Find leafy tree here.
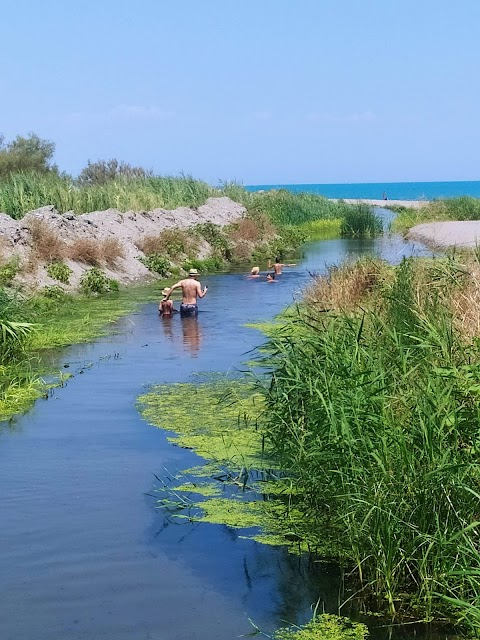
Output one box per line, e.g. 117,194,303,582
77,158,151,185
0,132,56,178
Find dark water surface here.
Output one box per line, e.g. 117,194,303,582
0,230,440,640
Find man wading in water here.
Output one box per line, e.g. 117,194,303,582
268,257,296,275
166,268,208,317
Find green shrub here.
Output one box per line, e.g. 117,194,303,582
139,254,170,276
80,268,118,294
41,285,69,300
340,203,382,237
0,256,20,286
182,257,225,273
46,261,72,284
195,222,232,259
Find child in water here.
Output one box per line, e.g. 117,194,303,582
159,287,175,315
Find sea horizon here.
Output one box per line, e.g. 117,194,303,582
245,180,480,201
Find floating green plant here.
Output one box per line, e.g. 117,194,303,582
272,614,368,640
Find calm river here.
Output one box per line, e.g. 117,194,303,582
0,227,440,640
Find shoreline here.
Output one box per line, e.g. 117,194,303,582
329,198,429,209
407,220,480,248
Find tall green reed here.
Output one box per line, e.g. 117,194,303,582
261,257,480,627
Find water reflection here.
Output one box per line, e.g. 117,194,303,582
159,315,175,341
181,316,202,356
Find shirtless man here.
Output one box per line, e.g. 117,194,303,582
166,268,208,317
268,257,296,275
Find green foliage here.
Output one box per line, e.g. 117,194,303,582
0,172,213,219
139,254,171,276
0,132,56,179
46,260,72,284
80,267,119,294
41,285,69,300
260,256,480,625
0,256,20,286
273,615,368,640
195,222,232,259
340,203,382,237
182,256,225,273
77,158,151,186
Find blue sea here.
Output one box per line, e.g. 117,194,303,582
246,181,480,201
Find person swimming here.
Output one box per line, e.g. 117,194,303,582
266,273,276,282
247,266,260,278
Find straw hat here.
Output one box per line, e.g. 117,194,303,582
161,287,170,296
188,268,199,276
250,266,260,275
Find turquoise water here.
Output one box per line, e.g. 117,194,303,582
246,181,480,201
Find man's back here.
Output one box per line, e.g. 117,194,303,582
179,278,201,304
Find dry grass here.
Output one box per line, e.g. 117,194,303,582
227,213,276,243
230,240,255,262
102,238,125,267
68,237,102,265
68,237,125,267
27,219,67,262
305,253,480,341
304,258,387,310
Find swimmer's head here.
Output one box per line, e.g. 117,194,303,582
250,266,260,275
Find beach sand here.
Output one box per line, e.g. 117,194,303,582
407,221,480,248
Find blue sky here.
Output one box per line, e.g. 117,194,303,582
2,0,479,184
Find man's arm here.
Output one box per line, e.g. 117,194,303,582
197,281,208,298
165,281,182,299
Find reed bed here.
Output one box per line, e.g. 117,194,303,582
0,173,381,239
0,173,213,218
261,255,480,631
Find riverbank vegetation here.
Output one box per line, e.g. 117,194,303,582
139,252,480,635
0,132,381,240
393,196,480,231
260,254,480,632
0,171,380,238
0,284,155,421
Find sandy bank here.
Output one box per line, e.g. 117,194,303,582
0,197,246,290
330,198,429,209
407,221,480,248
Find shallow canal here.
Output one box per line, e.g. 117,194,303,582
0,229,442,640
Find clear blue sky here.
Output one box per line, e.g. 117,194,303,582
2,0,479,184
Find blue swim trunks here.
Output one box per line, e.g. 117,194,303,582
180,303,198,317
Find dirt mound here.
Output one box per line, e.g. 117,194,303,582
0,197,246,291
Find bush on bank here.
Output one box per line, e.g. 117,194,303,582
261,255,480,630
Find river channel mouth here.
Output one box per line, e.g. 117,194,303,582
1,227,454,640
